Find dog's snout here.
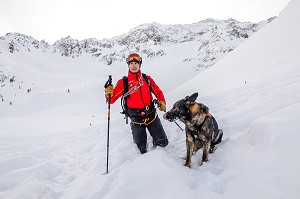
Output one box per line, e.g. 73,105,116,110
163,112,170,120
164,111,177,122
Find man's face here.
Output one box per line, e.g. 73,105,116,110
128,62,141,73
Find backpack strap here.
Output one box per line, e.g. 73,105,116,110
142,73,152,99
123,76,129,98
121,76,129,118
142,73,151,89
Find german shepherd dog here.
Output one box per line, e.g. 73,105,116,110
164,93,223,168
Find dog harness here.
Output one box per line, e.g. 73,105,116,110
192,113,214,146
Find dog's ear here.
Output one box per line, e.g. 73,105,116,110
189,93,198,102
184,93,198,108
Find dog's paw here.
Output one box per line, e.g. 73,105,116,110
184,163,192,168
184,161,192,168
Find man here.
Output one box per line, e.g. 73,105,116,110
104,53,168,154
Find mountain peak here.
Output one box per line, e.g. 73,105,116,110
0,18,271,66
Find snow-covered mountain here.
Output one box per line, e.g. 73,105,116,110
0,18,271,67
1,0,300,198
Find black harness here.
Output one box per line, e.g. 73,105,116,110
191,115,216,147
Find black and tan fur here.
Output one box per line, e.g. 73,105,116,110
165,93,222,168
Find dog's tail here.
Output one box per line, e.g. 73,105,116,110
212,129,223,145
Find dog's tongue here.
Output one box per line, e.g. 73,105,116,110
163,113,168,120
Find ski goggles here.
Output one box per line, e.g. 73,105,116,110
126,56,142,64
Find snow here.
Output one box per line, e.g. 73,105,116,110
1,0,300,198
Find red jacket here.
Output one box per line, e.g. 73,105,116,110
107,71,166,109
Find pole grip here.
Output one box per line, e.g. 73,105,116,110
104,75,112,88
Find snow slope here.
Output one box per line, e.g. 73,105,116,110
1,0,300,198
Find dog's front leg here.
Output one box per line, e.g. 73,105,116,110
184,134,194,168
200,140,211,165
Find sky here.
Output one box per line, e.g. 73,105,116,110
0,0,291,44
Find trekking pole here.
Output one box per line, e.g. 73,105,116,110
104,75,112,174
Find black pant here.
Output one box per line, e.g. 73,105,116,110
130,117,168,154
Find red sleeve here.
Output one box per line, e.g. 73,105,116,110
105,78,124,104
147,75,166,104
